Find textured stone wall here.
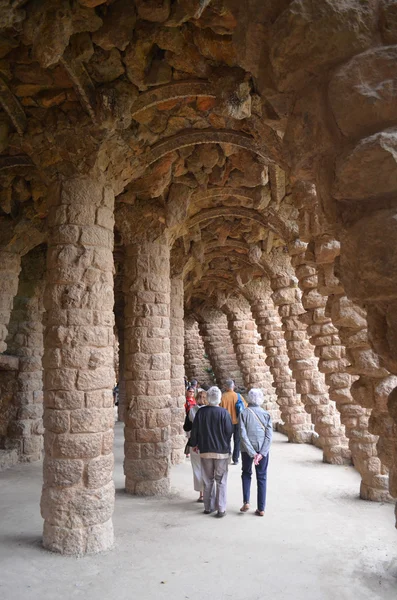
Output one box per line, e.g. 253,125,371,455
5,245,46,463
41,178,115,555
170,274,185,465
184,315,215,387
196,307,244,390
123,240,172,496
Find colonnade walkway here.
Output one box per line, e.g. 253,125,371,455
0,423,396,600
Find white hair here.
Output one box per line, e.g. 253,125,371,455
247,388,264,407
207,386,222,406
225,379,234,390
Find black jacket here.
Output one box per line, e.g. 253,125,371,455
189,405,233,454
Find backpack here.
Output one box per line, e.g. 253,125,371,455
235,393,245,416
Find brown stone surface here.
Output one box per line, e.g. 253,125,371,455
184,315,215,387
2,0,397,549
40,177,115,555
123,241,172,496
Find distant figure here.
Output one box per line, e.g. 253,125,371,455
187,390,207,502
239,388,272,517
184,386,196,416
190,378,199,398
190,386,233,518
221,379,245,465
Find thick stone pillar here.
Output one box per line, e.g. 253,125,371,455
170,273,185,465
5,246,45,463
0,251,21,353
196,307,244,390
41,178,115,555
246,282,312,443
272,276,350,464
124,240,171,495
221,296,280,422
184,314,215,386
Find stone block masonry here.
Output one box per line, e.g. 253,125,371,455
123,240,172,496
40,178,116,555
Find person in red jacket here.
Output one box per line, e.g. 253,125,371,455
184,386,197,415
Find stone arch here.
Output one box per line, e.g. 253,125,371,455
132,129,278,181
131,80,216,118
205,240,249,253
204,251,255,270
192,186,268,205
187,207,294,241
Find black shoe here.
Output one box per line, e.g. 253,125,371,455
216,511,226,518
203,510,213,514
232,461,239,465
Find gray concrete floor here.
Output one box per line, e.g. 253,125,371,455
0,423,396,600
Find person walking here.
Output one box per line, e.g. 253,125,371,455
187,390,207,502
239,388,272,517
190,386,233,518
221,379,245,465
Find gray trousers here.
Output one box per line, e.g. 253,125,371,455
200,458,229,513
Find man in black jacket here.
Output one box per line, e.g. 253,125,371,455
190,386,233,518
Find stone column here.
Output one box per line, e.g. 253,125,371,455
114,278,125,422
271,275,350,464
184,314,215,386
5,246,45,462
221,296,280,422
170,273,185,465
292,238,391,501
123,240,171,495
247,284,312,443
196,307,244,390
41,178,115,555
329,293,394,500
0,250,21,353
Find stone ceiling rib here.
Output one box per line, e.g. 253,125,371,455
131,80,216,117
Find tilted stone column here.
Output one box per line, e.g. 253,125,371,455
184,314,215,386
329,293,394,501
41,178,115,555
0,250,21,353
292,185,391,499
221,296,280,422
271,275,350,464
196,307,244,390
246,282,312,443
124,240,171,495
294,238,392,501
170,273,185,465
5,246,45,462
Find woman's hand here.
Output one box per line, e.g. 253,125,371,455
193,446,199,453
254,453,263,465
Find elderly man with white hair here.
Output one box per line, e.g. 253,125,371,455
189,386,233,518
239,388,272,516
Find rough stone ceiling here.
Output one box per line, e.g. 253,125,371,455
0,0,301,307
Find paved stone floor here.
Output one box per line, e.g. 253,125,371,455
0,423,396,600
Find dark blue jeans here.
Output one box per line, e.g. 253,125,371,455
241,451,269,511
232,423,240,464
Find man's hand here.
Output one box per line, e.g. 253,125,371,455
193,446,199,453
254,453,263,465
